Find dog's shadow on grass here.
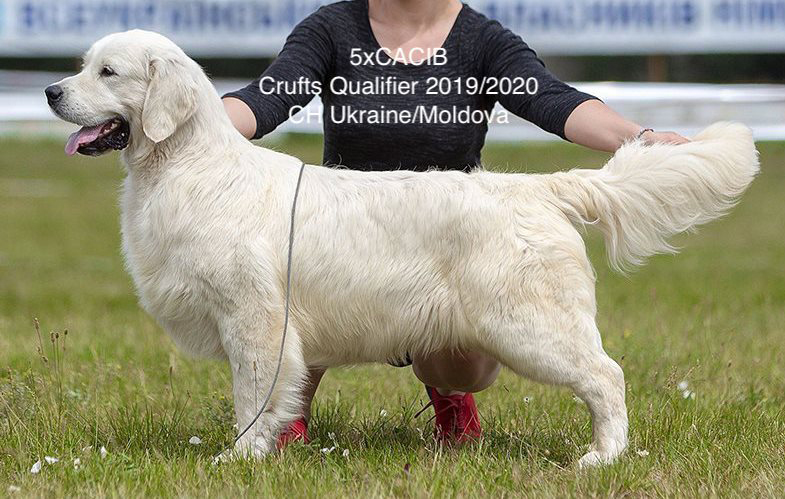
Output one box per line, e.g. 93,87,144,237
301,416,577,467
185,402,581,466
196,426,574,469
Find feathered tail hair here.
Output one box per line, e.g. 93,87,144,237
545,122,760,272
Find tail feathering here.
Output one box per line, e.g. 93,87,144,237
547,122,760,272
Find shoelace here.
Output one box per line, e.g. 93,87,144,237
413,399,435,421
414,392,467,430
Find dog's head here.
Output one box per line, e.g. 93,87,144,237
46,30,200,156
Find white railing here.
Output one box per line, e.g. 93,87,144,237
4,71,785,141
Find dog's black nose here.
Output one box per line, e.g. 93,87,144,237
45,85,63,105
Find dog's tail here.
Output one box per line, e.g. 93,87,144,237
545,122,759,272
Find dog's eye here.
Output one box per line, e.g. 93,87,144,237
100,66,116,77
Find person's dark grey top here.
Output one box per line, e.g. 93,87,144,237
224,0,598,171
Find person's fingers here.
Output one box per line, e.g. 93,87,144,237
666,132,691,144
642,131,690,145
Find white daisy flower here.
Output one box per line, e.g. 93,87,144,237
30,460,42,474
677,381,689,391
379,409,388,417
189,436,202,445
342,449,349,457
99,446,108,459
73,458,81,470
44,456,59,464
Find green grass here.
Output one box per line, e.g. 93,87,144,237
1,135,784,497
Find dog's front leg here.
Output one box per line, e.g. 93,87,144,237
219,307,306,459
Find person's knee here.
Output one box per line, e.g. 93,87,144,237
412,350,501,393
455,353,501,392
455,359,500,392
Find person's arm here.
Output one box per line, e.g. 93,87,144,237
480,22,688,152
222,7,334,140
223,97,257,139
565,99,688,152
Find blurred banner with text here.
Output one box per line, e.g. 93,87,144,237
1,0,785,56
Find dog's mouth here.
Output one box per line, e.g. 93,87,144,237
65,117,130,156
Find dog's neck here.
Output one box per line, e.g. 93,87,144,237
122,75,246,178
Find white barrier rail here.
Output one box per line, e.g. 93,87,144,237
3,70,785,141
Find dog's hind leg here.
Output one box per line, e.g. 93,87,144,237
569,346,628,467
483,313,628,467
218,307,307,459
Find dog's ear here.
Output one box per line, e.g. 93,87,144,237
142,54,197,143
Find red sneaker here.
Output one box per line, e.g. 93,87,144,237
276,418,310,450
422,386,482,443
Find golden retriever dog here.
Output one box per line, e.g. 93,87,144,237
46,30,759,466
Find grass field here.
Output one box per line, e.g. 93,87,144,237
1,135,784,497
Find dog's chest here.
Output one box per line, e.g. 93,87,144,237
119,179,229,354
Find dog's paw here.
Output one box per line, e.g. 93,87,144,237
212,448,236,465
212,436,274,465
234,435,274,459
578,450,602,468
577,450,616,468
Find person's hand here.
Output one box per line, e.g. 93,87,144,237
640,130,690,145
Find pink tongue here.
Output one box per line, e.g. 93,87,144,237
65,125,105,155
